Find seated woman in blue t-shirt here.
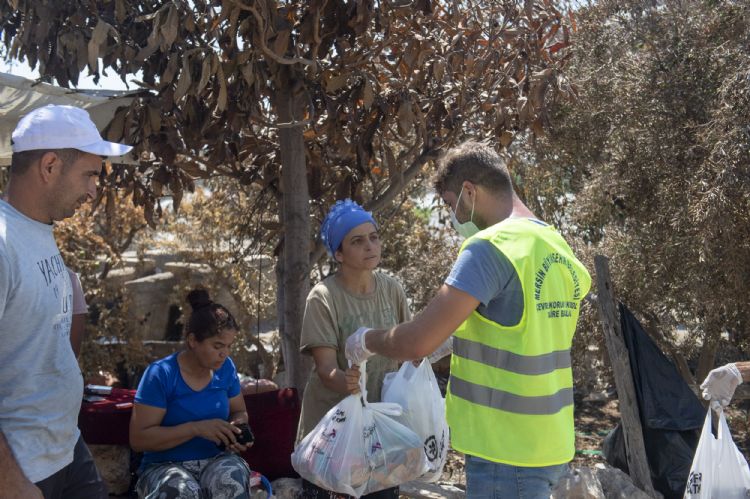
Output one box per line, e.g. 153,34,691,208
130,289,252,499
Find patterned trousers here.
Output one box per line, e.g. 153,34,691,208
136,452,251,499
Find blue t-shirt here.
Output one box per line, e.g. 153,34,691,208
445,219,549,326
135,352,241,467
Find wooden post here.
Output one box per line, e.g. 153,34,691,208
594,255,657,497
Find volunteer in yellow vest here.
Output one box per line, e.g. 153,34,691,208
345,141,591,499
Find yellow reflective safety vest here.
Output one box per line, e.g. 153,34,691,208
446,217,592,467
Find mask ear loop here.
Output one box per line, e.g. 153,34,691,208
454,183,477,226
459,185,476,225
468,190,475,224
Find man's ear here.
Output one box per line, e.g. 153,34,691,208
462,180,476,198
38,151,61,184
334,249,343,264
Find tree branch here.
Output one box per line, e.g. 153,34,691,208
230,0,316,67
365,146,441,213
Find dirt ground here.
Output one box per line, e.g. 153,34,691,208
572,398,750,468
113,398,750,497
431,399,623,492
438,397,750,490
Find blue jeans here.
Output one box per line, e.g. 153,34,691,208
465,455,568,499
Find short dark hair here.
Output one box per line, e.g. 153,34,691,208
184,288,239,342
433,141,513,197
10,148,84,176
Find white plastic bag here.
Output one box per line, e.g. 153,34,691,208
291,361,429,497
382,359,449,482
684,407,750,498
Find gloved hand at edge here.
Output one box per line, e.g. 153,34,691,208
700,362,743,409
345,327,374,365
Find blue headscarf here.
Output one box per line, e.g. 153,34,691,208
320,199,378,257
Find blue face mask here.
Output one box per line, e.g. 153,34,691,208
450,186,480,238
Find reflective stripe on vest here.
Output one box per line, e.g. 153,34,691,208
450,375,573,415
454,337,572,376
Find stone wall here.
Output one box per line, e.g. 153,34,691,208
107,251,277,343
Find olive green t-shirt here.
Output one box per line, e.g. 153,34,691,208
296,271,411,442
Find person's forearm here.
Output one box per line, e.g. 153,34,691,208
316,367,349,394
366,322,435,361
737,361,750,383
0,431,32,487
229,411,248,425
130,422,197,452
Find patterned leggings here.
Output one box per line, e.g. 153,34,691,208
136,452,251,499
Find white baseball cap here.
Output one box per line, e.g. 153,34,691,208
11,104,133,157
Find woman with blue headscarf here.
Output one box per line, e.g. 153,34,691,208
296,199,411,499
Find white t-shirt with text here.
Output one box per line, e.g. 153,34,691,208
0,199,83,482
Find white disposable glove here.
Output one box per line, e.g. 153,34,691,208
345,327,374,365
427,337,453,363
700,363,743,409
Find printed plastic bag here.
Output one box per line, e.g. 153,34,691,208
291,361,429,497
684,408,750,498
382,358,449,482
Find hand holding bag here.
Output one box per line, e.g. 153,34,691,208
684,407,750,498
291,361,429,497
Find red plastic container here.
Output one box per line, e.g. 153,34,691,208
78,388,136,446
240,388,301,480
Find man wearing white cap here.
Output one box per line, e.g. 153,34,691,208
0,105,132,498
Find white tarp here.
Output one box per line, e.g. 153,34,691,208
0,72,142,166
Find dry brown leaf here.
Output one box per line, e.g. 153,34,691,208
161,5,179,50
216,63,228,112
500,130,514,147
324,73,348,92
161,55,179,86
170,176,183,212
87,20,111,73
397,101,414,135
185,12,196,33
241,63,255,86
74,31,88,74
106,108,126,141
542,23,560,45
568,10,577,33
362,79,374,110
136,11,162,62
174,54,192,102
197,54,214,95
179,162,211,179
151,179,163,198
502,28,521,42
148,105,162,134
433,60,445,81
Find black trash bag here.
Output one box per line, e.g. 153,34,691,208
620,305,705,431
601,304,705,499
603,423,700,499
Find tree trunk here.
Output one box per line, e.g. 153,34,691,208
594,256,657,498
274,77,312,393
275,255,287,380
